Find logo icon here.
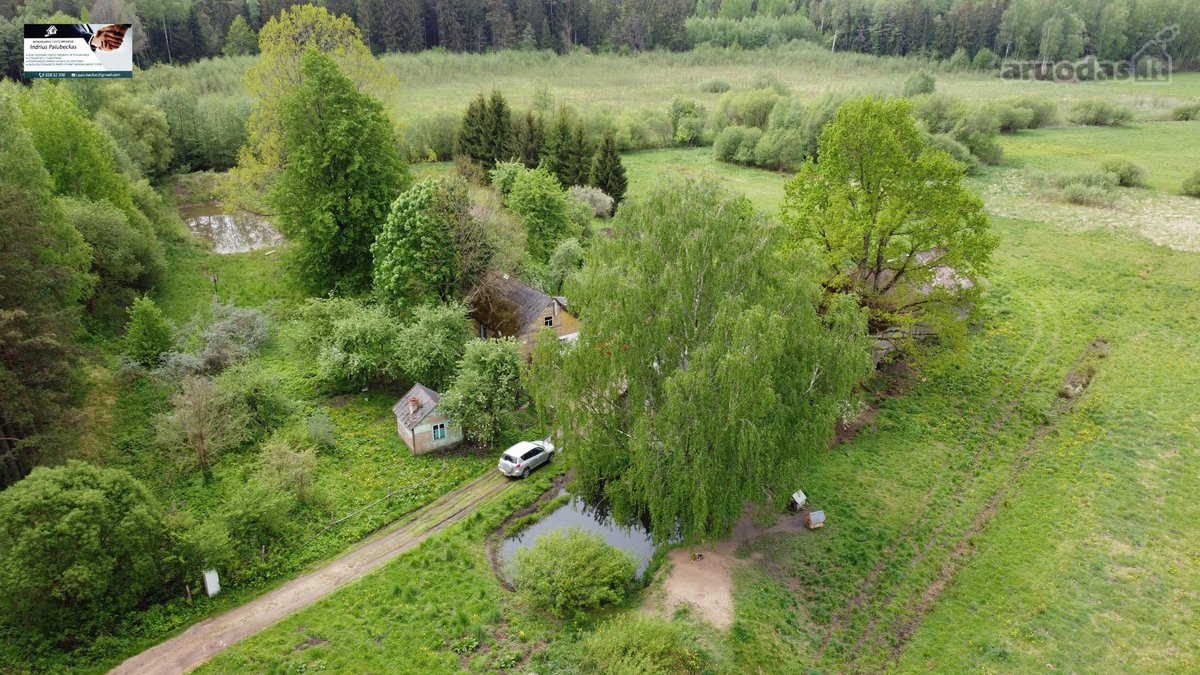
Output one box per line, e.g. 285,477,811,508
44,25,57,37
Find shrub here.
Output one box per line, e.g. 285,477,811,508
1061,183,1116,206
613,108,673,151
990,104,1035,133
513,528,636,619
124,296,174,367
1101,159,1146,187
567,185,614,218
298,298,402,388
0,462,169,638
439,338,523,447
306,409,337,448
750,72,789,95
952,108,1003,165
490,160,525,200
255,438,319,504
214,364,297,443
1069,99,1134,126
713,125,762,165
903,71,936,97
395,302,475,391
1171,101,1200,121
926,133,978,173
972,47,998,71
698,77,731,93
948,47,971,70
910,93,964,135
403,112,459,162
508,166,574,261
668,97,707,146
547,238,585,293
221,479,297,567
196,301,270,372
1182,170,1200,198
572,616,714,673
715,88,780,130
1007,97,1059,128
157,375,252,473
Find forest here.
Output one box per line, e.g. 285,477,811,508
1,0,1199,80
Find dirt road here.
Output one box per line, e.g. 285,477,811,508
111,471,513,675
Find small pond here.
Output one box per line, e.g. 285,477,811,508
179,202,283,254
499,491,663,583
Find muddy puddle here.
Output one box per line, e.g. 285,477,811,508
179,202,283,254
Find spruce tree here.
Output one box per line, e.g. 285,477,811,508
562,120,592,187
541,106,572,185
590,129,627,205
483,89,514,171
514,110,545,168
457,93,488,166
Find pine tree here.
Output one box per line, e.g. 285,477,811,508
223,15,259,55
590,129,627,205
483,89,514,171
514,110,545,168
457,93,488,165
561,120,592,187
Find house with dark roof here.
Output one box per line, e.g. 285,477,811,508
392,383,462,454
469,273,580,357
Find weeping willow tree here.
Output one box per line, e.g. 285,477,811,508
552,177,871,544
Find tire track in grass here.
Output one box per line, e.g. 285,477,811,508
813,290,1060,664
879,339,1106,669
836,298,1069,669
111,471,514,675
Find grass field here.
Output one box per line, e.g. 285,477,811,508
381,46,1200,122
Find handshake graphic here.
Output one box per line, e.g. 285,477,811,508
89,23,127,51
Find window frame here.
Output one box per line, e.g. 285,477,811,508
432,422,447,441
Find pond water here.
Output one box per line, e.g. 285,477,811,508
179,202,283,254
499,491,663,582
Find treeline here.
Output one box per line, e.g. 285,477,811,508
692,0,1200,70
0,79,188,486
0,0,695,73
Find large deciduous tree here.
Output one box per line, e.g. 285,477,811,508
230,5,392,211
507,166,573,262
271,49,408,294
0,461,169,637
553,177,870,543
440,338,523,447
781,96,996,352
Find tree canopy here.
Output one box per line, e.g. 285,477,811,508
781,97,996,351
271,49,408,294
552,177,870,543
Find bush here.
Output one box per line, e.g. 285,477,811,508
403,112,459,162
972,47,998,71
1171,101,1200,121
1062,183,1116,206
547,238,585,293
490,160,525,200
715,88,780,130
255,438,319,504
513,528,636,619
952,108,1003,164
1182,170,1200,198
613,108,673,151
124,296,174,367
157,375,252,472
668,96,707,146
213,364,297,443
0,462,169,638
698,77,731,93
1006,96,1059,128
1101,159,1147,187
948,47,971,70
926,133,978,173
221,479,297,570
439,338,523,446
990,103,1035,133
713,125,762,165
1069,99,1134,126
567,185,614,218
395,302,475,391
571,616,715,673
298,297,402,388
196,301,270,372
508,166,574,261
903,71,936,97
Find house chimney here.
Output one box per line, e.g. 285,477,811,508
408,396,421,415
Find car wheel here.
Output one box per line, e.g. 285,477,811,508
548,451,554,463
522,467,530,479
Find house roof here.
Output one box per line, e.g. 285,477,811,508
392,383,441,430
470,273,560,336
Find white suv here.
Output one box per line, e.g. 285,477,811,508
497,440,555,478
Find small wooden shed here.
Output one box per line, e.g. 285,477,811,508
392,383,463,454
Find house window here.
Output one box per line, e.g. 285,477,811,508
432,423,447,441
479,324,489,339
544,315,554,327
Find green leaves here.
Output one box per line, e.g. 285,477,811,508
557,177,870,543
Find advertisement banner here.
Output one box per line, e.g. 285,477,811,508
23,23,133,79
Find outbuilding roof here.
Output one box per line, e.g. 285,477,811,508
470,273,562,337
392,383,441,430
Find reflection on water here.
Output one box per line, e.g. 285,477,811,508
179,202,283,254
500,491,663,582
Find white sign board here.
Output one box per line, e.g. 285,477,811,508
202,569,221,597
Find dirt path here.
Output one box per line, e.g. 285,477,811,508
111,471,513,675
